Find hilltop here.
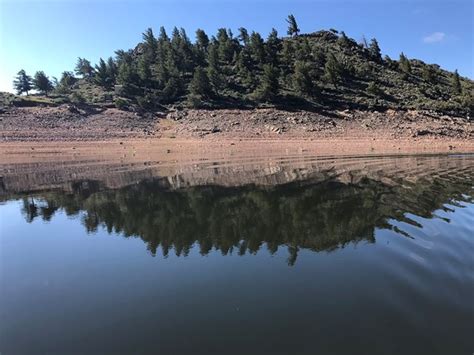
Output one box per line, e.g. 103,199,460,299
0,17,473,142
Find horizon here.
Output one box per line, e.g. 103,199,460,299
0,0,473,93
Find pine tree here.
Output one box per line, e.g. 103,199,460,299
194,29,210,67
106,57,118,83
294,38,312,62
207,44,224,92
178,28,195,72
422,65,436,83
142,28,158,62
254,64,279,101
189,67,212,98
399,52,411,76
236,51,255,90
216,28,235,63
286,14,300,37
56,71,76,94
293,61,314,96
195,29,210,51
238,27,250,46
94,58,111,88
368,38,382,61
249,31,265,65
117,61,139,94
60,71,76,87
32,71,53,95
324,53,342,87
281,41,294,69
452,69,462,94
157,26,171,63
266,28,280,66
75,57,94,78
13,69,32,95
137,56,152,83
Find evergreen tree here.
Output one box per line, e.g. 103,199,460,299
94,58,111,88
194,29,210,66
177,28,195,72
207,44,224,92
161,75,184,103
236,51,256,90
238,27,250,46
281,40,294,69
399,52,411,76
189,67,212,98
265,28,280,66
195,29,210,51
293,61,314,96
422,65,436,83
61,72,75,86
286,14,300,37
106,57,118,83
75,57,94,78
249,31,265,65
137,56,152,83
216,28,235,63
32,71,53,95
56,71,76,93
117,61,139,93
157,26,171,62
142,28,158,62
294,38,312,62
368,38,382,61
452,69,462,94
254,64,279,101
324,53,342,87
13,69,32,95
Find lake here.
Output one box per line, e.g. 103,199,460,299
1,153,473,354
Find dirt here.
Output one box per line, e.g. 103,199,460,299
0,105,472,142
1,105,473,184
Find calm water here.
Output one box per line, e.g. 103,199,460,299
1,154,473,354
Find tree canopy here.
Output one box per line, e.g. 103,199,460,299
13,70,32,95
13,15,472,116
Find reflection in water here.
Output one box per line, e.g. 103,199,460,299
1,154,474,355
15,155,474,265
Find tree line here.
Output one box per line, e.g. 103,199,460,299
13,15,466,109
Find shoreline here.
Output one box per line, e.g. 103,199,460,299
1,106,473,168
1,136,473,165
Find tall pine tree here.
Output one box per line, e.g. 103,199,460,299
13,70,32,95
286,14,300,37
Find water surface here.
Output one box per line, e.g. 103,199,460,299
1,154,473,354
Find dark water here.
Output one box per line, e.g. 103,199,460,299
1,154,473,354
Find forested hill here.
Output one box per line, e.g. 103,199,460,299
9,15,474,115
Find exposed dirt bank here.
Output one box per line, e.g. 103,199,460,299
0,105,472,141
1,106,473,189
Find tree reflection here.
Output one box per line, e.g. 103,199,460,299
16,170,474,265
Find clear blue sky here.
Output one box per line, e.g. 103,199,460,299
0,0,472,92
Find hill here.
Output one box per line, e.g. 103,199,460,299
4,17,474,115
1,17,473,142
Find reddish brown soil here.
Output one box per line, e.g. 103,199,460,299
0,105,472,142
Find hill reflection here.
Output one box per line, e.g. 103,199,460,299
17,158,473,265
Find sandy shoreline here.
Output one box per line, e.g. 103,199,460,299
1,137,473,166
1,107,473,173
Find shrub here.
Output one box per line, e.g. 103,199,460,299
114,97,129,110
70,92,86,104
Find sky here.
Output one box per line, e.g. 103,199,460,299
0,0,473,93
